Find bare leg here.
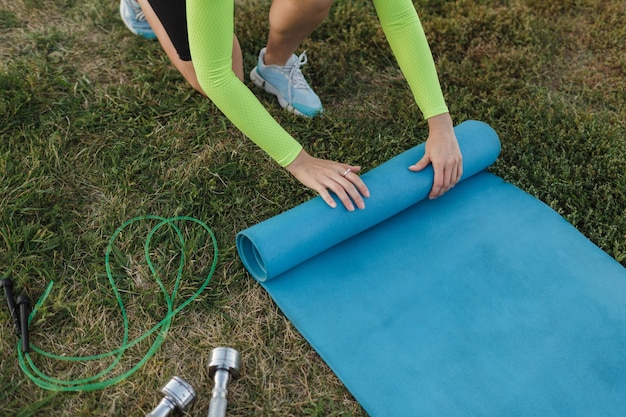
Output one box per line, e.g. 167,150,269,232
137,0,244,95
264,0,334,66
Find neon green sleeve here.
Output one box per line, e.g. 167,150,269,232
372,0,449,119
186,0,302,167
186,1,446,166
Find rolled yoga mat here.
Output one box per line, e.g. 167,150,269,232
237,120,626,417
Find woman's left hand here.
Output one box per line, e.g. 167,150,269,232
409,113,463,199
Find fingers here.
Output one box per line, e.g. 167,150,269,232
339,167,369,211
408,154,430,172
408,154,463,199
318,166,369,212
428,160,463,199
285,151,370,212
317,188,338,209
343,166,370,199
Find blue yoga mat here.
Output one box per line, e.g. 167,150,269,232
237,121,626,417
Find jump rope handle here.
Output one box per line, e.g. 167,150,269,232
16,294,31,353
1,278,21,336
2,278,31,353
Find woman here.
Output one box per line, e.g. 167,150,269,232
120,0,462,212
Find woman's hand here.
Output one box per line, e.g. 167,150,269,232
409,113,463,199
286,150,370,211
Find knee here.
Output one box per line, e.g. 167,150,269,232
187,77,206,96
308,0,333,15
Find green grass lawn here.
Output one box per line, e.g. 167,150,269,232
1,0,624,415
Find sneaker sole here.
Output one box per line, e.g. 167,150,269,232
250,67,308,117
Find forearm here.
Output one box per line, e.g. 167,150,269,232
186,0,302,166
371,0,449,119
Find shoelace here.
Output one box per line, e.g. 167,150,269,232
288,52,311,89
129,0,147,22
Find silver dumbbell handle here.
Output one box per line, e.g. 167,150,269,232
147,397,178,417
207,369,230,417
207,347,241,417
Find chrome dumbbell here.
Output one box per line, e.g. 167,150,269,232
146,376,196,417
207,347,241,417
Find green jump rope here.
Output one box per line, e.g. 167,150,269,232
16,215,218,391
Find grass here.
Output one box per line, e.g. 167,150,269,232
1,0,625,415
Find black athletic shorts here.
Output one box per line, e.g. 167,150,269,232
147,0,191,61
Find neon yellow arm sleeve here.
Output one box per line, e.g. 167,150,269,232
186,0,302,167
186,1,447,166
372,0,449,119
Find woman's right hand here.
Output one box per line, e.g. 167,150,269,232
285,150,370,211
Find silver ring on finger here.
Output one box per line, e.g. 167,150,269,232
341,168,352,177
